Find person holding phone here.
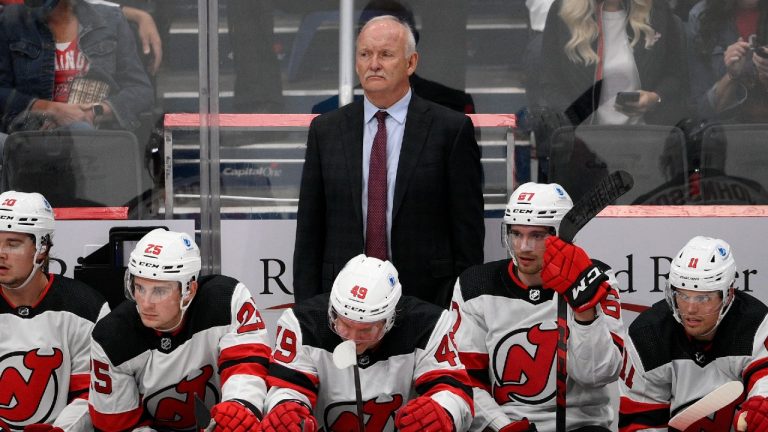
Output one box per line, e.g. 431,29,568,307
688,0,768,123
539,0,688,125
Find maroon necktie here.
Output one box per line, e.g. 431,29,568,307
366,111,388,260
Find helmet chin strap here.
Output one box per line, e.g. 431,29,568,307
1,249,44,292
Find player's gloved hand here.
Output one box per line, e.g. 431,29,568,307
395,396,454,432
499,418,537,431
541,236,610,313
261,401,318,432
734,396,768,431
211,400,260,432
23,425,63,432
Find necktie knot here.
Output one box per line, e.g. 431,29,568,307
375,111,388,124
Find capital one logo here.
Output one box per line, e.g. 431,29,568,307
143,365,219,430
0,349,64,428
492,324,557,405
323,394,403,432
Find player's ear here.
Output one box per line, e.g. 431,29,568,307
183,280,198,305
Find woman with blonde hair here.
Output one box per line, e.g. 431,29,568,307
539,0,687,125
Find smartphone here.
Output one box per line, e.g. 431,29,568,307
616,91,640,105
755,46,768,59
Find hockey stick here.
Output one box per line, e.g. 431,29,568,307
554,170,635,432
333,340,366,432
669,381,743,431
194,395,215,432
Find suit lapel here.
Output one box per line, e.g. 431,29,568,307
342,102,365,229
393,95,431,220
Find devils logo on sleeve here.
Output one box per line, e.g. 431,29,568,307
0,349,64,427
323,394,403,432
144,365,219,430
492,324,558,405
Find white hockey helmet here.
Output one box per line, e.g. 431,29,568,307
329,254,402,334
665,236,737,326
504,182,573,234
125,228,201,303
0,190,55,252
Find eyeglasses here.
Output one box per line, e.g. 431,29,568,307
673,290,720,304
508,231,550,245
0,239,33,255
132,282,178,302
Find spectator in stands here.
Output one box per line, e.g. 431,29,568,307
539,0,687,125
688,0,768,123
311,0,475,115
0,0,161,75
0,0,154,138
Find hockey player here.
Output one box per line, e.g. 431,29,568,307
619,236,768,432
88,228,270,432
261,254,474,432
451,182,625,431
0,191,108,431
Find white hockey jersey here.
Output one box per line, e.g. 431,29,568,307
88,275,271,431
452,258,625,431
0,273,108,431
264,294,474,432
619,291,768,432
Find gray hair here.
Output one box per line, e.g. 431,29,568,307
359,15,417,58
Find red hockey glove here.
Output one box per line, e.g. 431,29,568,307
541,237,610,313
261,401,318,432
211,400,260,432
499,418,537,431
735,396,768,432
394,396,454,432
23,425,63,432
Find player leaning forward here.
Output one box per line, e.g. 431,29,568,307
261,254,474,432
620,236,768,432
451,182,625,431
89,228,271,431
0,191,108,431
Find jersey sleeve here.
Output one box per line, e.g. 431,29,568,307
743,315,768,398
618,331,671,432
218,282,271,414
88,336,148,432
413,307,474,432
450,279,512,431
566,268,625,387
264,309,320,412
54,302,110,431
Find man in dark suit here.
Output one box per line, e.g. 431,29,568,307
293,15,484,308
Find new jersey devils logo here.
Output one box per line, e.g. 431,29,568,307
322,394,403,432
492,324,557,404
143,365,219,430
0,349,64,428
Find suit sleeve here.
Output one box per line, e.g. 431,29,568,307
218,283,272,414
566,267,624,387
264,310,320,412
54,302,110,431
88,337,148,432
618,333,671,432
293,119,326,303
450,280,513,431
448,115,484,275
412,308,474,432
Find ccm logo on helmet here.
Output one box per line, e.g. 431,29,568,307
138,261,161,269
0,215,14,220
510,209,534,214
572,267,605,300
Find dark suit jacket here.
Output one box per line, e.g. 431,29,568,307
293,93,484,308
